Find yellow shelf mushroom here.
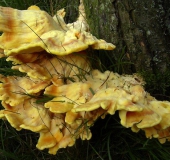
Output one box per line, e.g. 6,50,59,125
0,0,170,155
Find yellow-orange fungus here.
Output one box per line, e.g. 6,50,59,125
1,0,170,155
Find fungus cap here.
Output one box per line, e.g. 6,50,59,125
0,99,50,132
0,6,115,57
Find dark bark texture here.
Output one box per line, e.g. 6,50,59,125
84,0,170,74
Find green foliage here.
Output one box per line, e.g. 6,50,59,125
0,57,26,76
89,47,134,74
0,0,44,10
89,114,170,160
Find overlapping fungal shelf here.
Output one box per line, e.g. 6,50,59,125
0,1,170,155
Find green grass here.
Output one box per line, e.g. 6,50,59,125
1,0,170,160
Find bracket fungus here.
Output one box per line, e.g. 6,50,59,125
1,0,170,155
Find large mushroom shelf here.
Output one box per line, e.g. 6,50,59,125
0,1,170,155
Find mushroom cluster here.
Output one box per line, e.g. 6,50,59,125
0,0,170,155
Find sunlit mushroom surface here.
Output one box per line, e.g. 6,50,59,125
1,1,170,155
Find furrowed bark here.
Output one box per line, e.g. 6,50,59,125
84,0,170,73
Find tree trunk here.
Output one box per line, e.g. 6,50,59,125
84,0,170,74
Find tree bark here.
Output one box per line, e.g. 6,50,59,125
84,0,170,74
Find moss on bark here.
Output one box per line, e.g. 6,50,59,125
84,0,170,74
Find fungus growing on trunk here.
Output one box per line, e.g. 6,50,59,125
0,0,170,155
